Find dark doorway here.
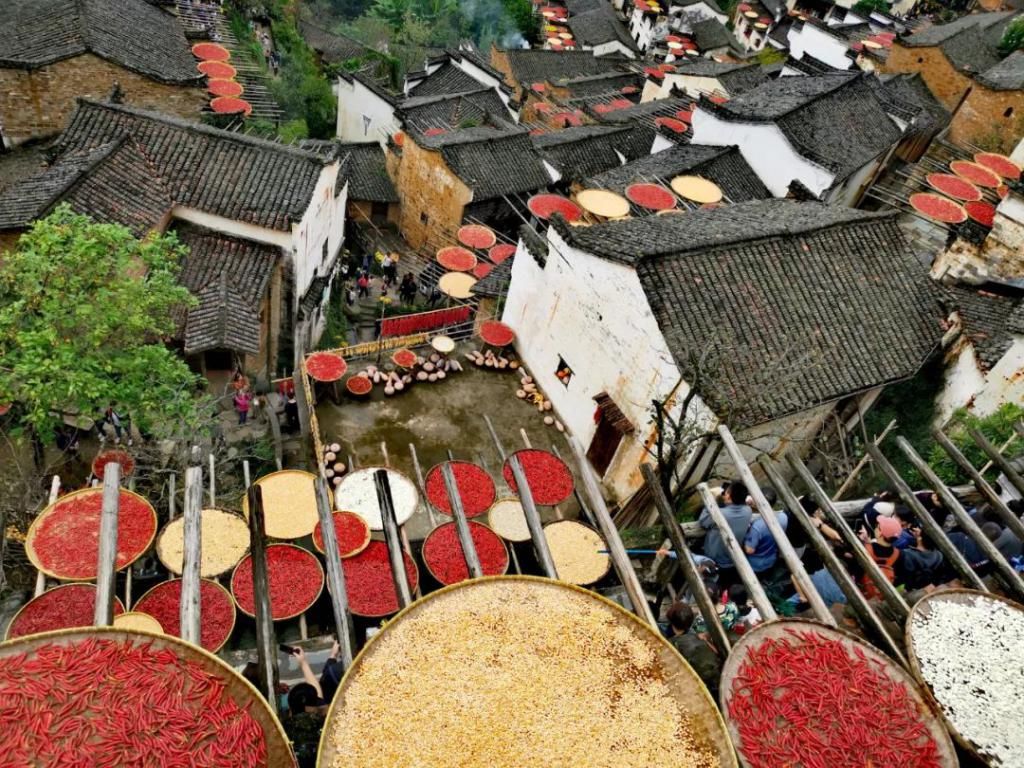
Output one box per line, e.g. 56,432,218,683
204,348,234,372
587,415,624,477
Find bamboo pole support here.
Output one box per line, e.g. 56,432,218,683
896,437,1024,601
180,465,204,646
569,437,657,627
374,469,413,609
980,432,1017,475
508,452,558,579
931,428,1024,541
759,459,907,665
94,463,121,627
832,419,897,501
315,478,354,670
786,453,910,620
717,425,833,625
968,427,1024,497
865,444,987,591
642,465,730,657
246,485,279,713
243,460,252,489
442,462,483,578
408,443,438,528
551,443,598,528
483,414,508,461
34,476,62,597
208,453,216,507
696,483,777,622
168,472,177,521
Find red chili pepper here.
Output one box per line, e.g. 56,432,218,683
312,511,370,557
231,544,323,621
340,540,418,617
133,579,235,652
8,584,125,639
424,461,496,517
422,521,508,585
501,449,574,506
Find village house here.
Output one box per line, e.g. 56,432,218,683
489,48,628,102
501,200,941,500
390,126,550,249
882,11,1024,151
731,0,786,53
627,0,730,53
404,49,516,108
0,100,349,379
567,5,641,58
0,0,206,147
641,60,767,101
689,72,904,204
298,18,372,67
532,124,655,185
335,71,402,145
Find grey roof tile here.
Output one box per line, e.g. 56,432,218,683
567,6,639,52
671,59,767,94
977,50,1024,89
400,88,511,132
941,285,1024,369
900,11,1013,47
418,127,550,200
336,142,397,203
532,124,649,182
692,18,732,51
501,49,627,86
298,19,370,63
0,0,201,84
408,62,486,96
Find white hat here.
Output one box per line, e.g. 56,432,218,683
875,501,896,517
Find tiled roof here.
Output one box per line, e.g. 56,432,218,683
899,12,1013,48
338,69,400,105
692,18,732,51
1,0,201,84
875,73,950,132
175,223,278,355
298,19,370,63
447,47,508,83
408,62,487,96
400,88,511,132
337,142,397,203
473,256,513,297
675,0,726,14
593,96,692,124
568,6,639,52
701,73,902,181
500,49,627,87
941,285,1024,369
532,124,649,182
558,71,645,97
585,144,769,201
785,53,847,75
566,0,606,13
0,138,171,235
940,23,1004,74
977,50,1024,90
419,127,551,201
553,200,941,424
671,60,767,95
53,100,330,231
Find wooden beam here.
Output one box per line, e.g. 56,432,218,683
315,477,354,670
408,443,438,528
896,437,1024,601
865,443,987,591
760,459,907,665
246,485,279,713
33,476,61,598
483,414,508,461
569,437,657,628
442,461,483,578
717,425,833,625
94,463,121,626
931,428,1024,542
551,443,598,528
832,419,897,501
508,452,558,579
968,427,1024,497
642,465,730,657
374,469,413,609
786,453,910,620
168,472,177,521
293,367,311,440
180,465,204,645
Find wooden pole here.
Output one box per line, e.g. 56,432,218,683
520,428,532,449
896,437,1024,601
408,443,438,527
696,483,778,621
568,437,657,627
865,443,987,591
759,459,907,665
931,428,1024,541
293,369,311,440
717,425,834,626
243,460,252,490
551,443,598,528
483,414,508,461
968,427,1024,497
981,433,1018,475
508,453,558,579
264,400,283,471
94,463,121,626
442,462,483,578
642,465,730,657
168,472,177,521
786,453,910,620
832,419,897,501
246,485,279,713
180,465,204,646
374,469,413,609
207,452,216,507
315,478,354,670
33,476,62,597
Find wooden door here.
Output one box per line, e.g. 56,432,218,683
587,415,623,477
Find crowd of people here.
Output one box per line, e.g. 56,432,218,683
658,480,1024,697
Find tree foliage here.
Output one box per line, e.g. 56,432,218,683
270,16,339,139
926,403,1024,486
0,207,202,442
852,0,890,15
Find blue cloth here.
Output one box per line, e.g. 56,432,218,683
743,512,788,572
699,503,753,568
893,529,916,550
809,568,847,607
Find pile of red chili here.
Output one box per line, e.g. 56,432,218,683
305,352,348,382
422,521,508,584
0,637,268,767
424,461,496,517
727,629,944,768
134,579,236,652
92,449,135,480
7,585,124,640
28,489,157,580
341,541,419,617
312,511,371,558
232,544,324,621
502,449,575,506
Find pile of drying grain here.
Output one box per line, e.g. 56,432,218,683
321,579,723,768
544,520,610,585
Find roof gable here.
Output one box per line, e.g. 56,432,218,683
532,124,649,182
942,285,1024,368
420,127,550,200
567,6,639,52
977,50,1024,90
502,49,627,87
408,62,487,96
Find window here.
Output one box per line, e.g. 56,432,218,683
1005,106,1015,118
420,211,429,224
917,57,924,63
555,356,574,387
322,239,328,263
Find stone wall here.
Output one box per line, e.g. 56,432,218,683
393,138,470,249
933,192,1024,283
0,53,205,147
950,85,1024,151
882,44,972,111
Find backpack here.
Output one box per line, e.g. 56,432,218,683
862,545,898,600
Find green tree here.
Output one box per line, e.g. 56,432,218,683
852,0,890,14
999,17,1024,57
0,207,202,444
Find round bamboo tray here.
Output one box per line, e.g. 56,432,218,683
242,469,325,540
438,271,477,299
421,521,509,585
720,618,957,768
156,507,250,578
113,611,163,634
231,544,325,622
0,627,295,767
5,584,125,640
317,576,736,767
25,487,158,582
311,511,372,559
133,577,237,653
487,497,531,542
576,189,631,218
334,466,419,531
905,588,1024,765
543,519,611,586
670,175,723,204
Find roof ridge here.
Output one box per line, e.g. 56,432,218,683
401,86,495,106
70,99,330,164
